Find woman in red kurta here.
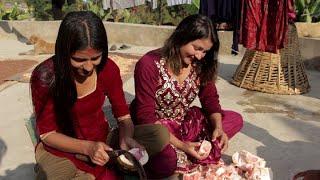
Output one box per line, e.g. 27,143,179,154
31,11,158,180
32,56,128,179
131,14,243,179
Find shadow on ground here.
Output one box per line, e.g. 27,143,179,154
243,121,320,179
0,138,7,166
303,70,320,99
0,22,29,43
304,57,320,72
218,62,238,82
237,91,320,123
103,91,135,129
0,163,35,179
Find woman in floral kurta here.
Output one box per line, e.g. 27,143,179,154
131,14,243,179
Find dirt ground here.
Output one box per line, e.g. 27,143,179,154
0,52,140,87
0,60,37,85
109,52,141,82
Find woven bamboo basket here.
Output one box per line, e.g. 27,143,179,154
231,24,310,94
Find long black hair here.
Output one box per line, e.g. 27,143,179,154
161,14,220,86
52,11,108,137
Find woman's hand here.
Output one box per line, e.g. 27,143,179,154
212,127,229,153
86,141,112,166
182,141,207,160
119,136,145,151
209,113,229,153
118,117,145,151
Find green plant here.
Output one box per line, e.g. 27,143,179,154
1,0,200,24
0,3,6,19
62,0,112,20
295,0,320,22
109,0,199,25
191,0,200,10
1,2,31,20
25,0,52,20
83,0,105,19
159,1,198,26
8,3,20,20
63,2,79,14
122,9,142,24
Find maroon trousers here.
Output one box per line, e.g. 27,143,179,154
145,109,243,179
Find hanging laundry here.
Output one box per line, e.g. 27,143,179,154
102,0,111,10
239,0,291,53
166,0,192,6
146,0,157,9
199,0,240,29
199,0,241,55
102,0,146,10
288,0,296,23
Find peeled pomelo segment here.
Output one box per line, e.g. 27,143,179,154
183,171,201,180
129,148,149,165
232,150,266,170
129,148,143,160
118,148,149,167
118,154,134,167
198,140,212,156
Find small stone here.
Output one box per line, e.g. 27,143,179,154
109,44,117,51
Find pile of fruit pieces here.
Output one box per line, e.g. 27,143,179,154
183,140,271,180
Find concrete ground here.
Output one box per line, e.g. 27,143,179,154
0,38,319,180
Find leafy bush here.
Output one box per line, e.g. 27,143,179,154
0,3,6,19
110,0,199,25
1,0,199,25
295,0,320,22
25,0,52,20
1,2,31,20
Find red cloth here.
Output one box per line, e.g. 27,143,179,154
240,0,290,53
31,57,129,179
288,0,296,23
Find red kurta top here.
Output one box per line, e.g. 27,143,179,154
131,50,222,125
130,50,223,172
31,57,129,179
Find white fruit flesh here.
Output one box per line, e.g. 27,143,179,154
199,140,212,156
118,148,149,167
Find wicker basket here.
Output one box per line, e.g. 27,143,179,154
231,24,310,94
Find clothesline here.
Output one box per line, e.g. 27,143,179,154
102,0,192,10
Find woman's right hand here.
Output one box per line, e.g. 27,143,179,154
182,141,206,160
86,141,113,166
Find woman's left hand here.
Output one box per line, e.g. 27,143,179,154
118,117,145,151
119,136,145,151
212,127,229,153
